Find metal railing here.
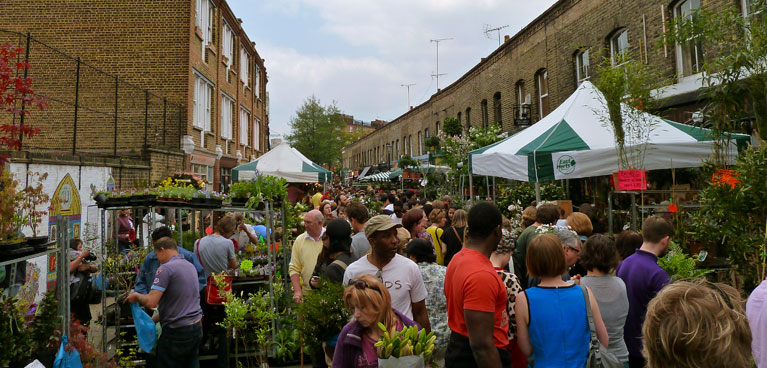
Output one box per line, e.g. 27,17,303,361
0,29,184,158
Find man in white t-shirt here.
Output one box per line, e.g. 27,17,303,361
232,213,260,252
343,215,431,332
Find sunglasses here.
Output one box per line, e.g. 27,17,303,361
349,278,382,294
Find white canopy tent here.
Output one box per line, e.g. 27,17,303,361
232,143,331,183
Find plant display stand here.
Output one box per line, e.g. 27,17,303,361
95,200,288,365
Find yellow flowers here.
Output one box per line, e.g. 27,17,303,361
375,323,435,362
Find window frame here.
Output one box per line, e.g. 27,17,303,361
222,21,234,68
240,46,250,86
673,0,704,78
610,29,629,65
575,49,590,84
193,72,213,132
493,92,502,125
239,106,250,146
220,93,234,140
537,69,550,118
253,117,261,151
481,99,489,127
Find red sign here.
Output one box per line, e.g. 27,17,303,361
617,170,647,191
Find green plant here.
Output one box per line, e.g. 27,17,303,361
0,291,32,366
442,117,462,137
29,291,60,357
0,170,22,241
20,171,50,237
658,241,713,280
297,279,351,354
423,136,440,149
399,154,418,168
690,146,767,291
274,328,300,363
497,182,566,208
375,324,436,363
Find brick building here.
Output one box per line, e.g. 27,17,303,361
343,0,747,171
340,114,378,136
0,0,269,191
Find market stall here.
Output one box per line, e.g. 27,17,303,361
232,143,332,183
469,81,750,200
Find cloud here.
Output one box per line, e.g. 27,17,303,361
232,0,557,138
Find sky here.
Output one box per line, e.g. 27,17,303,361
228,0,559,139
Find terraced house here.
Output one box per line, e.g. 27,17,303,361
0,0,269,191
342,0,754,173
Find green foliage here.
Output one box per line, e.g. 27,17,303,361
29,291,60,355
593,52,666,170
298,279,351,354
285,95,346,167
274,326,300,363
689,145,767,291
0,292,32,366
665,0,767,153
399,154,418,168
438,124,505,187
658,241,713,281
497,182,566,208
442,117,463,137
423,136,440,149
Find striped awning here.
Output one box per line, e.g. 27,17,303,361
359,169,403,182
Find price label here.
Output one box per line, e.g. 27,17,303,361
617,170,647,191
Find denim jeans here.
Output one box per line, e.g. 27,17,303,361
156,321,202,368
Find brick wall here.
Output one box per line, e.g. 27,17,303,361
343,0,738,170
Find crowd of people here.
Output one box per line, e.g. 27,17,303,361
290,187,756,368
99,185,761,368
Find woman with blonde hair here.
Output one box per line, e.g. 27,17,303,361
332,274,419,367
426,208,447,265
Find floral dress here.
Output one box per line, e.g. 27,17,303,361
417,262,449,360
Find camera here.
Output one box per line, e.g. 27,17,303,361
84,252,97,261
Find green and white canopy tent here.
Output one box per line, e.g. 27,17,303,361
232,143,331,182
359,169,403,182
470,81,750,183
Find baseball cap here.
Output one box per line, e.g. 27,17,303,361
364,215,403,237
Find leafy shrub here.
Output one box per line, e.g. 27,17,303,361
658,241,713,281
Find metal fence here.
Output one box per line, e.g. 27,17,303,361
0,29,183,158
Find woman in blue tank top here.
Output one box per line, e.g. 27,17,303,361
514,233,609,368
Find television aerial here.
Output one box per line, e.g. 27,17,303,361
484,24,509,46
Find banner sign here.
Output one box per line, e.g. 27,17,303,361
617,170,647,191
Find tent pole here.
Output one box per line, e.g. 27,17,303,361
535,181,541,204
492,176,497,203
486,176,490,201
469,173,474,204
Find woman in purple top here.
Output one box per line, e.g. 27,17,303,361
332,274,419,368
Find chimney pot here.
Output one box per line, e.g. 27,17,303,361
410,106,414,110
504,35,510,41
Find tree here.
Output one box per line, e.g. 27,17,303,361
665,0,767,158
442,117,463,137
593,52,665,170
285,96,345,167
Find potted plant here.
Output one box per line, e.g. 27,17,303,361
93,190,109,205
0,170,26,257
229,181,252,206
20,172,50,248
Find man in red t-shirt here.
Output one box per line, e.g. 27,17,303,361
445,201,510,368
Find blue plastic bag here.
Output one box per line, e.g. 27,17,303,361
131,302,157,353
54,336,83,368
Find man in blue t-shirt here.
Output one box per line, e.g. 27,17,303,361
134,226,206,295
616,216,672,368
127,236,204,368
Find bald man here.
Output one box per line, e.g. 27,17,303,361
289,210,326,303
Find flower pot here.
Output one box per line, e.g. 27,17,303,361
231,197,248,207
94,193,107,204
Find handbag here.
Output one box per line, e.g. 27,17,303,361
195,239,233,305
580,285,623,368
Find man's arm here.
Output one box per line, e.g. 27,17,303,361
411,300,431,333
133,257,152,294
465,309,502,368
126,289,163,309
289,238,304,302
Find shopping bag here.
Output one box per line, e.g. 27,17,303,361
204,274,232,305
378,355,424,368
131,303,157,353
54,336,83,368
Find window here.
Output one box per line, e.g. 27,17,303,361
465,108,472,128
395,139,400,157
240,47,250,86
220,93,234,140
481,100,489,127
537,69,550,118
417,131,422,155
408,135,412,155
436,121,440,135
195,0,214,56
255,65,261,99
610,29,629,65
493,92,502,125
516,81,526,117
193,73,213,132
192,163,214,183
349,126,353,133
457,112,462,127
253,118,260,151
425,128,430,137
674,0,704,77
575,49,590,83
239,107,250,146
222,22,234,68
